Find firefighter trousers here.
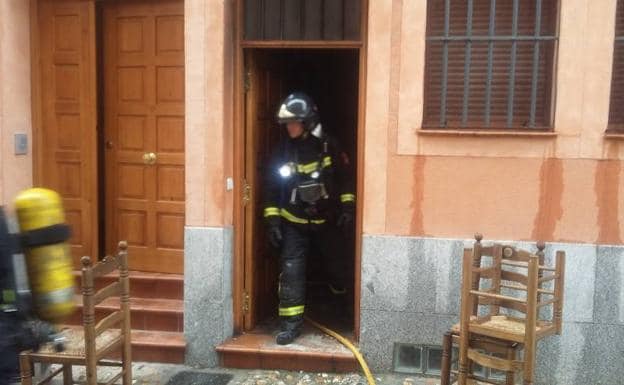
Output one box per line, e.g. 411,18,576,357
278,222,345,330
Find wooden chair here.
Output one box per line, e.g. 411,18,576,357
20,241,132,385
441,234,527,385
456,239,565,385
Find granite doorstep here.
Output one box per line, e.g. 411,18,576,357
545,242,596,323
359,309,457,371
184,226,234,367
361,235,415,312
221,227,234,301
361,310,624,385
595,245,624,325
184,302,229,367
426,238,464,315
361,236,465,315
362,236,598,322
180,230,623,378
358,235,620,384
221,228,234,339
535,322,624,385
403,238,438,314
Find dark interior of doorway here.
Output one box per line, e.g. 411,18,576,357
252,48,359,338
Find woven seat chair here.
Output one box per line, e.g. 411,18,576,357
453,236,565,385
441,234,529,385
20,241,131,385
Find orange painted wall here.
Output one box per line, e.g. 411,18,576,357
383,155,624,244
182,0,624,244
363,0,624,244
0,1,33,208
185,0,234,227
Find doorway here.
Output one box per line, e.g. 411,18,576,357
241,49,359,338
34,0,185,274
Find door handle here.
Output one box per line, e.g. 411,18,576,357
142,152,157,165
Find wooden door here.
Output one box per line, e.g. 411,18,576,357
37,0,98,266
243,50,285,330
103,1,185,273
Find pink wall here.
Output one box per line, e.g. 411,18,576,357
0,1,33,208
0,0,615,245
364,0,624,244
184,0,234,227
181,0,624,244
382,156,624,244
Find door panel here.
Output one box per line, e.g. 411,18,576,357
38,0,98,266
103,1,184,273
243,51,286,330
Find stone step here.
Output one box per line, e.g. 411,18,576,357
216,325,358,372
131,329,186,364
67,271,186,363
72,271,183,300
60,325,186,364
66,296,183,332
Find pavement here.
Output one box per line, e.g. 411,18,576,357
33,362,446,385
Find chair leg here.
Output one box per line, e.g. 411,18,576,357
122,343,132,385
441,331,453,385
85,364,97,385
523,341,536,385
63,365,72,385
505,345,515,385
458,347,468,385
19,352,32,385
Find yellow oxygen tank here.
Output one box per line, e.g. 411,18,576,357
14,188,75,323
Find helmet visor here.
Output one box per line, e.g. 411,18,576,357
276,103,302,124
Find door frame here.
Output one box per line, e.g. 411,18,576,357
30,0,42,187
232,0,369,340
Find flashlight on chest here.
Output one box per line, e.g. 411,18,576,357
279,163,295,178
278,163,321,180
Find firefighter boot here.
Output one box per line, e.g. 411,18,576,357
276,315,303,345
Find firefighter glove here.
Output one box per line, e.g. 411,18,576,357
336,204,354,230
266,216,283,248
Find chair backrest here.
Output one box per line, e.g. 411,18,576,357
458,237,565,384
467,235,544,316
463,237,565,335
80,241,130,366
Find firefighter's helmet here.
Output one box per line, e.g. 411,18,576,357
276,92,319,132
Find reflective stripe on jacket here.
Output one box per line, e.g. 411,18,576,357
263,133,354,225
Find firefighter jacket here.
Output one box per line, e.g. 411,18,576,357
263,132,355,226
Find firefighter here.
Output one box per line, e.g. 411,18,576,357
263,92,355,345
0,206,61,384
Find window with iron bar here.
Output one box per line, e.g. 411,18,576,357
423,0,559,130
609,0,624,130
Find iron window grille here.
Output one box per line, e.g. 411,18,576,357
609,0,624,130
424,0,559,130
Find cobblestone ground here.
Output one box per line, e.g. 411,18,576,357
228,370,442,385
40,363,444,385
